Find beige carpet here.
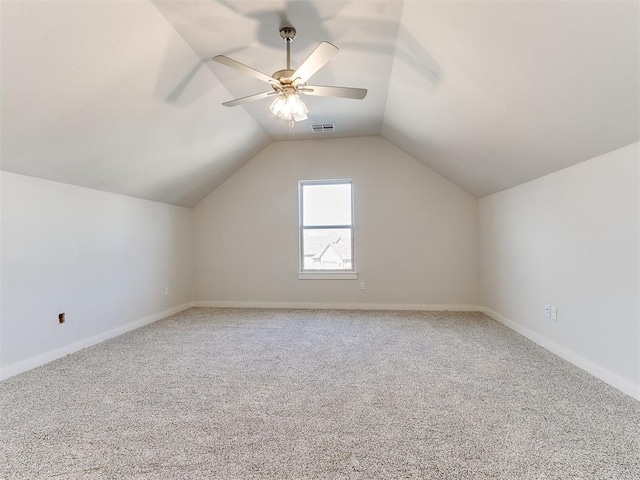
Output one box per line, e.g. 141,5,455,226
1,308,639,479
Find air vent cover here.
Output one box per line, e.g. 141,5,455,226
311,123,335,133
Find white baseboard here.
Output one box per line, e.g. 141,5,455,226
0,302,193,381
193,301,483,312
7,302,635,401
482,307,640,401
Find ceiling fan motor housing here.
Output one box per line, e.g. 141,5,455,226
272,69,297,89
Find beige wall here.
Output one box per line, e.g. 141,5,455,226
1,172,192,378
4,137,638,400
192,136,480,308
479,143,640,399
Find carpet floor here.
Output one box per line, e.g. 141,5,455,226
1,308,639,479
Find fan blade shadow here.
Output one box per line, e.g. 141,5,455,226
217,0,344,50
341,24,442,89
165,62,204,103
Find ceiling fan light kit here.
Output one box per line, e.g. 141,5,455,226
213,26,367,129
270,92,308,124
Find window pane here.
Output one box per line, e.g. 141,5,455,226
302,183,352,226
302,228,352,271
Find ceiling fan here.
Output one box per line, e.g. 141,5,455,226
213,26,367,128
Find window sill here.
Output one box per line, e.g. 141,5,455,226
298,271,358,280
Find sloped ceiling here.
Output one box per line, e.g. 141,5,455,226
383,1,640,197
1,1,638,207
1,0,271,207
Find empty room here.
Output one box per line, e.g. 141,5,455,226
1,1,639,478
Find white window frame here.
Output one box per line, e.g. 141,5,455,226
298,179,357,280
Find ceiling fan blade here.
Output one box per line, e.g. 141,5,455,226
222,91,278,107
292,42,339,84
213,55,279,85
299,85,367,100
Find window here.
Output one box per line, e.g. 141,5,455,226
298,179,356,279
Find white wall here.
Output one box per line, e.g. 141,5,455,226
192,136,480,309
0,172,192,378
479,143,640,399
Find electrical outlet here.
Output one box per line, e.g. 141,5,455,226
360,282,366,290
551,306,558,321
545,305,551,318
164,287,169,296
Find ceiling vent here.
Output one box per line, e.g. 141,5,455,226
311,123,336,133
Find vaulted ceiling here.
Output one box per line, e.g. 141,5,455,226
2,1,638,207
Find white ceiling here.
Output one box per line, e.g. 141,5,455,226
383,1,640,197
2,1,638,206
